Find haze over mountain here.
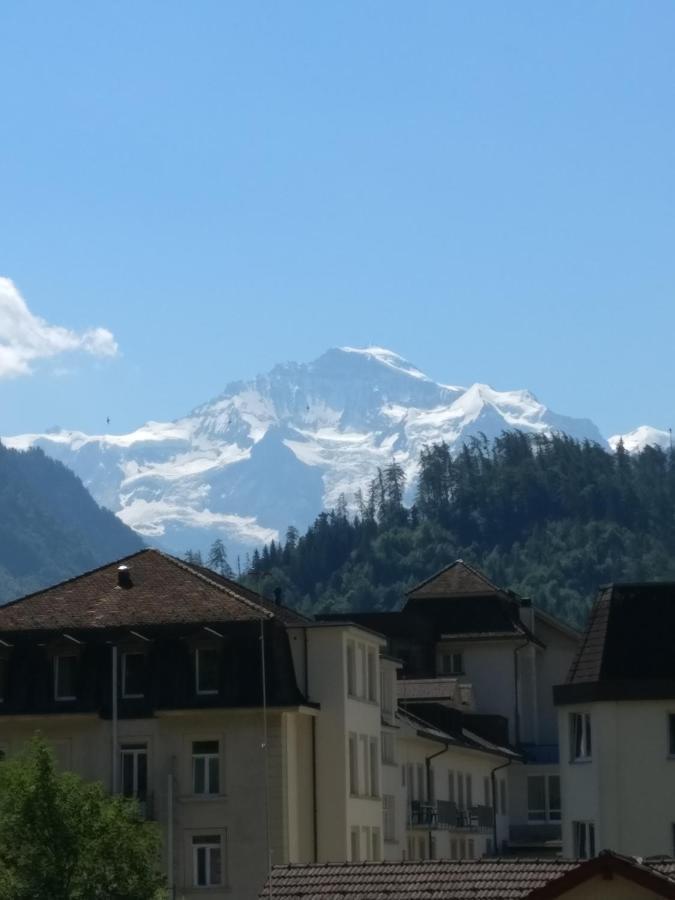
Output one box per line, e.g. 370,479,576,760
3,346,653,559
0,442,143,603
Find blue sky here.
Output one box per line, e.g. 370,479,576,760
2,1,674,438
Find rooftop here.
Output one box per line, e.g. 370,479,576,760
0,548,310,634
261,852,675,899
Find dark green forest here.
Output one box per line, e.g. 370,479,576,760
244,432,675,626
0,442,143,603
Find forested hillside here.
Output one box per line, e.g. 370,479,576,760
0,442,143,603
245,433,675,626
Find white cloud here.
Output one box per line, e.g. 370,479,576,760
0,277,118,379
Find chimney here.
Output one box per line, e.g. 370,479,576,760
273,587,283,606
117,565,133,589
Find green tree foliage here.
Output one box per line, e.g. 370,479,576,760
244,435,675,626
0,736,165,900
207,539,234,577
0,443,143,605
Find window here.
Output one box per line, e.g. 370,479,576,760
448,769,455,802
381,669,394,717
349,733,358,795
383,795,396,842
358,645,367,698
529,775,561,821
381,732,395,765
367,649,377,701
570,712,592,761
573,821,596,859
668,714,675,756
360,735,369,795
369,738,379,796
0,657,7,702
466,773,473,808
54,654,77,701
192,741,220,795
416,763,425,802
442,652,463,675
457,771,465,809
347,642,356,696
350,827,360,862
429,766,435,802
193,835,222,887
371,827,381,861
195,648,219,695
122,652,145,698
121,743,147,800
499,779,507,816
483,776,491,807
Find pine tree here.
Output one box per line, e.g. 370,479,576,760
207,538,233,577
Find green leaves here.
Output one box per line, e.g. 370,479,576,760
0,736,165,900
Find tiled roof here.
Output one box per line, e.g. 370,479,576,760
407,560,503,599
260,859,581,899
261,854,675,900
556,581,675,703
0,549,305,633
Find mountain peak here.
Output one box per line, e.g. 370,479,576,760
337,345,430,381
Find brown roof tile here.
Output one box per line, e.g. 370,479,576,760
407,561,503,600
261,854,675,900
0,549,304,633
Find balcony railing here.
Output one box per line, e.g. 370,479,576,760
409,800,494,832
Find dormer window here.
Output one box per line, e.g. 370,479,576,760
122,652,146,699
195,647,220,695
54,654,78,701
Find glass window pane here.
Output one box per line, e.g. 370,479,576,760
548,775,561,814
137,752,148,798
209,755,220,794
197,847,206,886
193,757,205,794
527,776,546,819
210,846,222,885
122,753,135,797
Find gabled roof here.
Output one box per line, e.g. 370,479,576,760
555,581,675,705
0,549,308,634
407,560,503,600
261,852,675,900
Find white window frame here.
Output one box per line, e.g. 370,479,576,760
192,834,223,887
570,712,592,761
442,651,464,675
195,647,219,696
54,654,77,701
192,741,221,795
122,651,145,699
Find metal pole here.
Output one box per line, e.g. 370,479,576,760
260,618,273,899
111,644,118,793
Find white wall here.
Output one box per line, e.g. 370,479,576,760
560,699,675,857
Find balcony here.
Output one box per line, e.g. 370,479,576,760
409,800,494,833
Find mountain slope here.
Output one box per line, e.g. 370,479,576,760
0,442,143,603
3,347,605,557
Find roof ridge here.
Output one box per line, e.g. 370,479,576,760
406,559,504,597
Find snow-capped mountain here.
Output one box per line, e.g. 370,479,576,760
3,347,605,558
608,425,671,454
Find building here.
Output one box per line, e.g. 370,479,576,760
0,550,519,899
261,851,675,900
555,581,675,859
324,561,581,854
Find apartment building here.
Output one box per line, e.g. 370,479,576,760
555,581,675,859
324,560,581,853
